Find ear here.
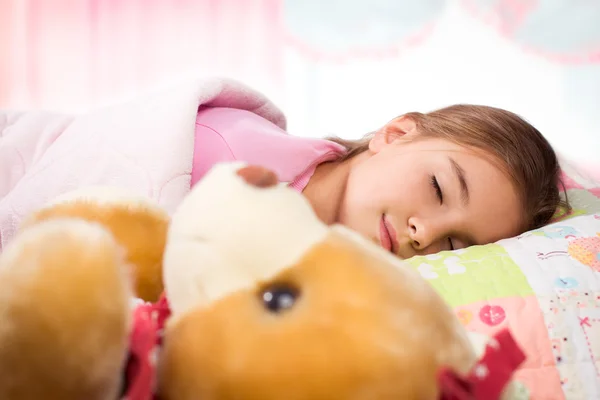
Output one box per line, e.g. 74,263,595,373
369,116,417,153
236,165,278,188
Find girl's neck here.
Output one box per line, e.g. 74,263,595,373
301,158,353,225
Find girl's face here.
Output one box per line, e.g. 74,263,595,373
338,117,523,259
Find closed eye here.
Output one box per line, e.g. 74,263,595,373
431,175,443,204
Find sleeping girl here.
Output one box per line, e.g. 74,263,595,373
0,78,568,256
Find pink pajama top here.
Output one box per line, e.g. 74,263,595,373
191,106,346,192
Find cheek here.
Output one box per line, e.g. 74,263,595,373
339,168,388,227
345,162,387,202
345,156,431,213
341,177,378,218
483,200,522,234
469,182,523,239
388,171,431,206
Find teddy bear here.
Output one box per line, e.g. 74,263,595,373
0,162,529,400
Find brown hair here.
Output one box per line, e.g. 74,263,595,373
328,104,570,232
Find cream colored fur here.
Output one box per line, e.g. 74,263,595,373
164,162,329,315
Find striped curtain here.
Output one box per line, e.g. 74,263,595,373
1,0,599,168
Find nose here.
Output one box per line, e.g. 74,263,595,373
408,218,426,250
408,216,446,252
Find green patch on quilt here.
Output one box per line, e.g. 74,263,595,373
405,244,533,307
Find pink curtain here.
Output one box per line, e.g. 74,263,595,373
1,0,599,166
0,0,284,111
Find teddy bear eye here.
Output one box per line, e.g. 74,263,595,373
260,283,300,313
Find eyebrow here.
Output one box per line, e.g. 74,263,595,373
449,157,469,206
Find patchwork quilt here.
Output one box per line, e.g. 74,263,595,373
406,160,600,399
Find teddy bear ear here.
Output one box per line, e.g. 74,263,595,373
236,165,279,188
163,162,329,316
21,186,170,302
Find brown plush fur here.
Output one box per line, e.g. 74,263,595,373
0,219,131,400
158,230,476,400
22,199,169,302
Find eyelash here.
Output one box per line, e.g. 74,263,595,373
430,175,443,204
430,175,454,250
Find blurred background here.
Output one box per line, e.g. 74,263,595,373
1,0,599,167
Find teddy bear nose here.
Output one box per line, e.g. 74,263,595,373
236,165,278,188
260,283,301,313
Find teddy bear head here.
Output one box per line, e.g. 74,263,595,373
158,162,485,399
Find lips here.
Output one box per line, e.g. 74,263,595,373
379,215,398,254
